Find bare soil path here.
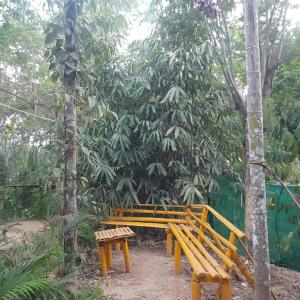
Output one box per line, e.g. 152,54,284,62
3,220,44,240
100,245,300,300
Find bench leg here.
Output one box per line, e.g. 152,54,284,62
97,244,108,276
105,243,112,268
123,239,131,272
174,241,181,274
115,241,121,253
216,279,232,300
191,272,201,300
166,230,173,257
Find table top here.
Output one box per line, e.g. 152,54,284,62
95,227,135,242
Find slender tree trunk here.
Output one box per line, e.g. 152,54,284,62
244,120,252,248
63,0,78,273
243,0,271,299
262,68,274,99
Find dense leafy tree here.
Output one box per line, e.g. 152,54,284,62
78,0,242,209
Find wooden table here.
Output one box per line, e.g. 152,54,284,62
95,227,135,276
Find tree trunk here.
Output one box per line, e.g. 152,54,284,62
262,68,274,99
244,119,252,248
63,0,78,273
243,0,271,299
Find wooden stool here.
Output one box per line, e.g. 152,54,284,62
95,227,135,276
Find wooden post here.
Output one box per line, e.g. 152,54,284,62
115,241,121,252
166,230,173,257
123,239,131,272
223,232,235,271
98,244,108,276
198,206,208,241
191,272,201,300
232,252,255,287
174,241,181,274
185,206,192,220
216,279,232,300
115,211,124,253
105,243,112,268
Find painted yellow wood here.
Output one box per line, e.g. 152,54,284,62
132,204,202,208
115,241,121,253
169,223,205,276
95,227,135,242
216,279,232,300
114,207,202,217
101,220,169,229
175,225,220,279
198,206,208,241
204,206,245,238
166,230,173,257
180,225,229,279
122,239,131,273
98,245,108,276
105,243,112,268
108,216,195,224
232,252,254,287
174,241,181,274
207,224,229,253
185,206,192,221
191,272,201,300
194,226,234,269
98,204,250,300
223,233,236,271
187,212,237,252
115,211,123,253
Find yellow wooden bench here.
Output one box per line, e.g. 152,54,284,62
100,204,254,299
95,227,135,276
170,223,232,300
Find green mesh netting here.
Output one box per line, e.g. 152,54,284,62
211,177,300,271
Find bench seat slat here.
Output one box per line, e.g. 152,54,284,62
188,222,234,268
187,211,237,252
108,216,194,224
114,208,202,217
169,223,206,277
175,225,220,278
101,220,169,229
95,227,135,242
180,225,230,279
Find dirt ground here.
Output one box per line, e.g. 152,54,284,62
100,244,300,300
3,220,45,239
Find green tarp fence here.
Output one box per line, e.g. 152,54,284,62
212,177,300,271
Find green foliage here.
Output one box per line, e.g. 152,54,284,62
0,187,57,220
78,0,241,209
264,59,300,182
0,254,72,300
76,283,107,300
0,218,105,300
0,154,7,185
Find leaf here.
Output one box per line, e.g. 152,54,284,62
147,163,167,176
282,130,295,150
88,96,97,108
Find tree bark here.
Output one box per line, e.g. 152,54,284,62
243,0,271,299
63,0,78,273
244,118,252,247
262,68,275,99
